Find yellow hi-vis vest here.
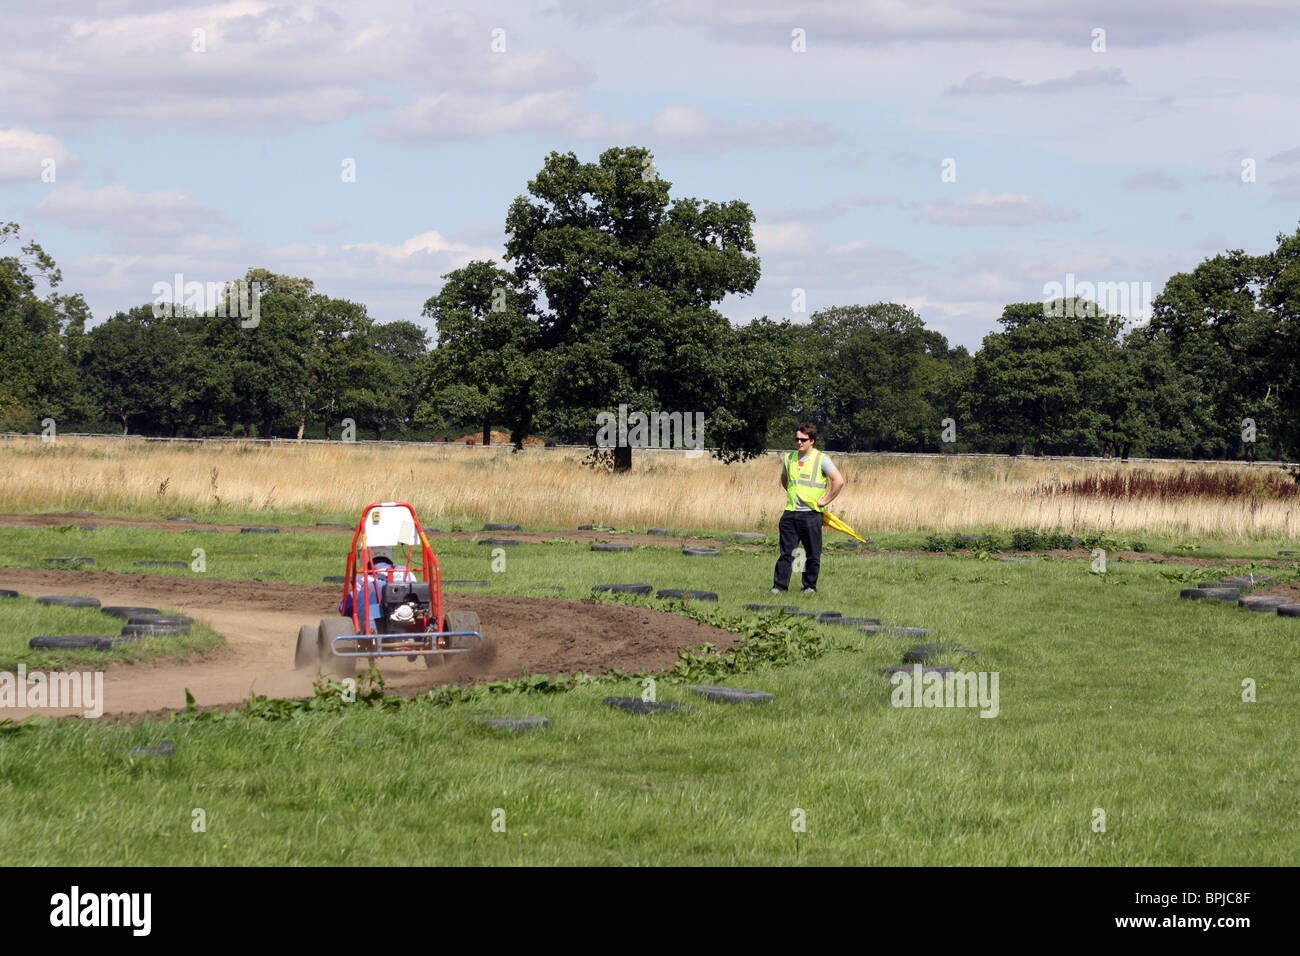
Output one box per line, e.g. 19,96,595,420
784,449,829,512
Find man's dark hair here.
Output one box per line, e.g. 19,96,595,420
797,423,818,443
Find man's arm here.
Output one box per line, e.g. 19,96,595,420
818,466,845,508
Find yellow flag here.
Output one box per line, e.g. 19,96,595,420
822,510,868,543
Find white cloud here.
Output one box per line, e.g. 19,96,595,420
921,190,1077,227
599,0,1300,46
65,226,505,326
373,95,835,150
2,3,592,126
753,222,821,255
1124,170,1181,191
32,183,226,236
0,128,78,182
946,67,1126,96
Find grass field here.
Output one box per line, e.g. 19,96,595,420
3,435,1298,542
0,593,222,673
1,520,1297,865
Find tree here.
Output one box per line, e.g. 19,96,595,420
420,261,537,446
81,305,190,435
799,303,956,452
0,222,85,432
1143,244,1284,458
500,146,765,468
359,320,430,440
960,300,1128,456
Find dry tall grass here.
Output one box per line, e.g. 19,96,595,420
0,436,1296,541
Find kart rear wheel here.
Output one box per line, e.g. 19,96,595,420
294,624,318,669
318,617,356,679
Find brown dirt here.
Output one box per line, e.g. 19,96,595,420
1252,580,1300,601
0,568,738,721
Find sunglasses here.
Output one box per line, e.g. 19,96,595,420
795,436,810,443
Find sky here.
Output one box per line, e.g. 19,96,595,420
2,0,1299,351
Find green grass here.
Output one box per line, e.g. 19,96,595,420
1,521,1298,864
0,594,223,672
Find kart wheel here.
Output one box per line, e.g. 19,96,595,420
318,617,356,679
443,611,482,650
294,624,318,669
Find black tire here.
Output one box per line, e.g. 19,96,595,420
1239,596,1297,612
902,643,962,663
647,528,670,535
656,589,718,601
682,547,721,556
1216,575,1272,589
294,624,319,669
126,742,177,757
479,538,519,546
483,523,521,531
817,612,842,620
1180,587,1240,601
593,584,652,595
120,624,191,637
688,685,775,704
316,521,351,527
603,697,695,715
887,626,930,638
877,664,954,676
43,556,94,566
101,606,161,619
0,589,19,599
240,526,280,534
476,716,549,731
30,635,113,650
127,614,193,626
318,617,356,678
592,543,633,552
1279,550,1298,557
36,595,100,608
1278,605,1300,617
826,616,881,626
442,610,483,649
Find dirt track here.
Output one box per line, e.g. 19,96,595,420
0,568,738,721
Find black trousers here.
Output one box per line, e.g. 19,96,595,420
773,510,822,591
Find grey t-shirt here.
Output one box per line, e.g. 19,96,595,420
784,451,837,511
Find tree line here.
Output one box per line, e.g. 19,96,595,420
2,148,1297,462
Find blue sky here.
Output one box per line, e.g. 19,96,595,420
2,0,1299,350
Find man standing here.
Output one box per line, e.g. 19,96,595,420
772,423,845,594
